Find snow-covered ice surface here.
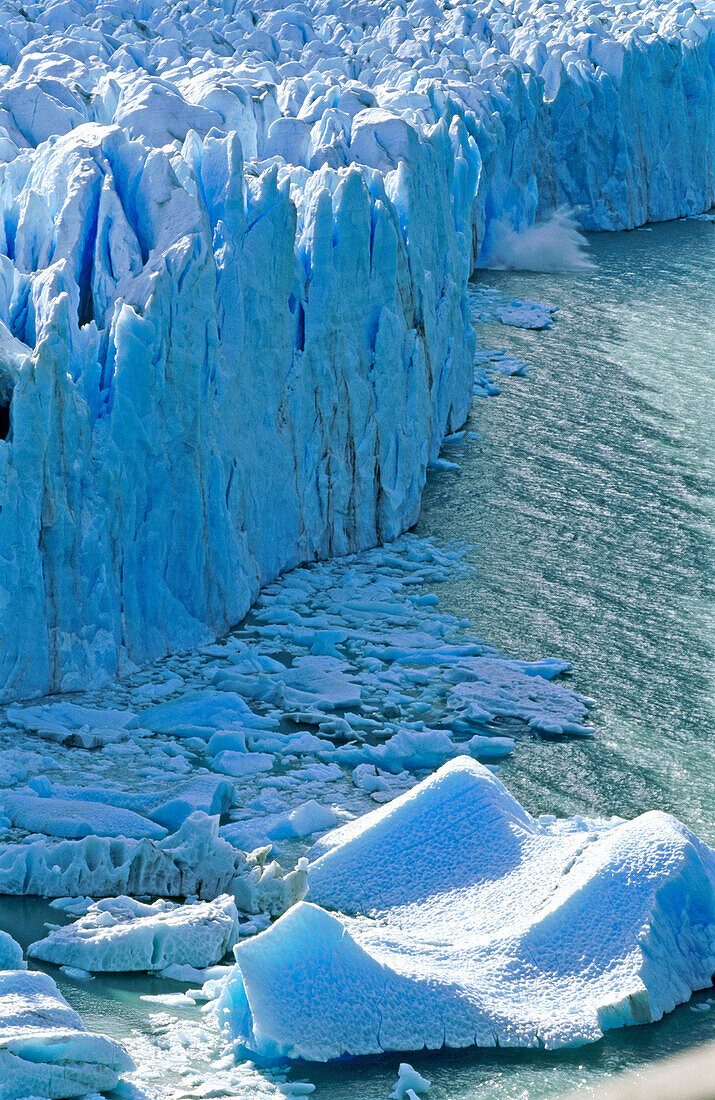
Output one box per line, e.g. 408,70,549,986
216,757,715,1061
0,968,133,1099
0,0,711,699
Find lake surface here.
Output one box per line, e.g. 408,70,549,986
419,217,715,842
6,217,713,1099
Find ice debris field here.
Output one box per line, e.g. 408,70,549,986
0,0,713,1094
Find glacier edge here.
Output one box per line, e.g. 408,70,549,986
0,0,712,699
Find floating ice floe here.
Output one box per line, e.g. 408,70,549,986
221,799,340,852
28,894,239,972
390,1063,431,1099
0,792,168,840
146,775,235,831
6,703,139,748
0,969,133,1099
216,757,715,1061
492,300,557,329
0,930,23,970
470,285,558,329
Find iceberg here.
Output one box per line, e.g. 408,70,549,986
216,758,715,1061
28,894,239,972
0,969,133,1099
0,0,710,700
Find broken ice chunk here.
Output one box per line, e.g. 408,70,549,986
28,895,239,973
0,970,133,1098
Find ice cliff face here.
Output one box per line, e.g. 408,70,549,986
0,0,712,699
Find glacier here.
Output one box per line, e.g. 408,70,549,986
0,0,711,699
216,757,715,1061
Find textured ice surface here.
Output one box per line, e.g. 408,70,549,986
0,969,133,1099
1,792,169,839
0,809,307,911
391,1063,431,1098
216,758,715,1061
0,0,711,699
0,538,595,895
28,894,239,972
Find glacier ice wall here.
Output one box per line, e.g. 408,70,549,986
0,0,712,699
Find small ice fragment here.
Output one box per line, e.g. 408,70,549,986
427,457,460,472
390,1062,431,1098
60,965,95,981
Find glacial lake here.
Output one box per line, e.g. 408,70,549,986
5,217,713,1099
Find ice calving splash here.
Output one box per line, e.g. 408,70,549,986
482,210,596,273
216,757,715,1062
0,0,710,699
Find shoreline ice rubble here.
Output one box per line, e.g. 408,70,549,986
0,0,711,700
216,757,715,1062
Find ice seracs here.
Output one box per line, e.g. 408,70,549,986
0,0,711,699
0,969,133,1099
216,757,715,1061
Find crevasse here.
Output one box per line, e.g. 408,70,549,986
0,0,711,699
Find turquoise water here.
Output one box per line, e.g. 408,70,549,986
7,219,713,1099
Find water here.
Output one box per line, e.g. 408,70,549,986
308,216,715,1099
5,218,714,1099
417,217,715,843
